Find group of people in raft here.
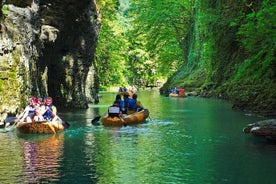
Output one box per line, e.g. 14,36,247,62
108,92,143,118
18,96,58,123
169,87,185,96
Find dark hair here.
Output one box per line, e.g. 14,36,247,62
132,93,137,99
113,100,119,105
116,94,121,100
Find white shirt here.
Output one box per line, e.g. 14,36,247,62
109,106,120,114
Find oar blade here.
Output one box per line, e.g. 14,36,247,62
4,117,17,124
62,121,70,129
91,116,101,125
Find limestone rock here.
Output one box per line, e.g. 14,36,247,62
0,0,100,122
243,119,276,140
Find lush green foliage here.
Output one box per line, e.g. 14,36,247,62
158,0,275,115
126,0,194,85
95,0,194,87
234,0,276,81
95,0,129,87
96,0,275,115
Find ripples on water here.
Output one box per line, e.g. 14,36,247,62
1,91,276,184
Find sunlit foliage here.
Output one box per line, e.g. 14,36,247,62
95,0,194,87
95,0,129,86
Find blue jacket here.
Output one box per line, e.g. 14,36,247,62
117,99,125,111
43,104,54,121
128,98,137,110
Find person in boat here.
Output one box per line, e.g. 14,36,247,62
174,87,179,94
179,87,185,96
33,98,47,121
170,87,178,94
108,101,122,118
122,93,130,115
115,94,125,114
43,97,58,121
19,97,39,122
129,85,137,94
127,93,143,115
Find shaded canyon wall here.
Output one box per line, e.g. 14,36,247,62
0,0,100,121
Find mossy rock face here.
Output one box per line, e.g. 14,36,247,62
0,0,100,121
197,79,276,117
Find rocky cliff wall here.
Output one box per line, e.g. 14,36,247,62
0,0,100,121
160,0,276,117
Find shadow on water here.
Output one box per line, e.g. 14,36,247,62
244,135,276,151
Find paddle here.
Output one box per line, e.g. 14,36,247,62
4,106,28,125
4,109,27,128
119,116,127,126
147,113,152,121
138,102,152,121
4,117,17,125
91,116,101,125
91,115,126,126
4,117,21,131
47,108,70,129
91,109,109,126
54,113,70,129
4,107,30,130
4,117,17,130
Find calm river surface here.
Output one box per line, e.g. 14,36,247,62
0,90,276,184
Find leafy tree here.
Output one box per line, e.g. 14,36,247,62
126,0,194,80
95,0,129,87
235,0,276,80
95,0,194,88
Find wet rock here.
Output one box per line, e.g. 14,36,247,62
243,119,276,140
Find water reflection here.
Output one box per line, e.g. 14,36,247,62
1,91,276,184
0,132,22,183
19,134,64,183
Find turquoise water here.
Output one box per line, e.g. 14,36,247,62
0,90,275,184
